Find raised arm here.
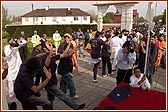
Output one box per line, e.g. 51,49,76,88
31,66,51,93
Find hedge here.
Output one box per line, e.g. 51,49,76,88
5,24,97,38
2,32,10,39
2,37,55,58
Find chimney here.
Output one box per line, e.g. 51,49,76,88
45,6,49,10
32,4,34,11
68,7,70,11
66,7,72,16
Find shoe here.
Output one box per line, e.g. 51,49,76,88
111,71,114,75
71,95,79,99
93,79,98,83
77,103,86,110
107,73,112,76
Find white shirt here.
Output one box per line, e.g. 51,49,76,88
110,36,123,49
110,36,123,58
130,73,151,88
4,44,22,81
53,33,62,42
121,35,127,44
100,37,107,42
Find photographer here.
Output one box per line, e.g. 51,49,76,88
116,40,136,85
4,37,24,98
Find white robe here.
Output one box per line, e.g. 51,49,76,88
110,36,123,70
4,44,22,81
110,36,123,58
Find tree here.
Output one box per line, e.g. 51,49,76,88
103,16,112,23
2,5,11,31
106,12,114,20
103,12,114,23
137,16,146,23
162,9,166,25
153,15,163,23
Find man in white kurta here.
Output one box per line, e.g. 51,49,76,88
110,32,123,71
4,38,23,97
53,30,62,52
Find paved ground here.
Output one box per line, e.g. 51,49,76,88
5,51,166,110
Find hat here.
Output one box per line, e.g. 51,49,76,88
64,33,71,38
34,41,41,47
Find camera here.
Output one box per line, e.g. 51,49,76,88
12,39,19,47
123,35,134,53
126,41,134,53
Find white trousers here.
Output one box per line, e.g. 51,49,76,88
7,80,14,97
55,44,60,53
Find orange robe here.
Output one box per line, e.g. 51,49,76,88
71,40,79,72
155,41,166,69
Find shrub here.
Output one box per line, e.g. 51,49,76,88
13,27,22,38
6,24,97,37
2,32,10,39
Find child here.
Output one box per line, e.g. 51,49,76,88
130,66,151,91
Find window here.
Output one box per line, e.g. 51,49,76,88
74,17,78,21
52,17,57,22
25,17,28,21
62,17,66,21
84,16,87,20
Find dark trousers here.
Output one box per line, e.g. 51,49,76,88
85,38,89,47
146,64,155,85
116,68,132,85
93,62,100,80
45,85,79,109
19,44,28,62
60,73,76,97
102,56,112,75
21,95,52,110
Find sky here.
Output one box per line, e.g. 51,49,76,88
2,1,167,19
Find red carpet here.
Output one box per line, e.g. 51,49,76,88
95,82,166,110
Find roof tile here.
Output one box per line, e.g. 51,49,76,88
22,8,90,17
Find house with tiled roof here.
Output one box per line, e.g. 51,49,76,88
21,7,91,25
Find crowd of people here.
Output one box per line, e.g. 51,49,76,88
2,26,166,110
